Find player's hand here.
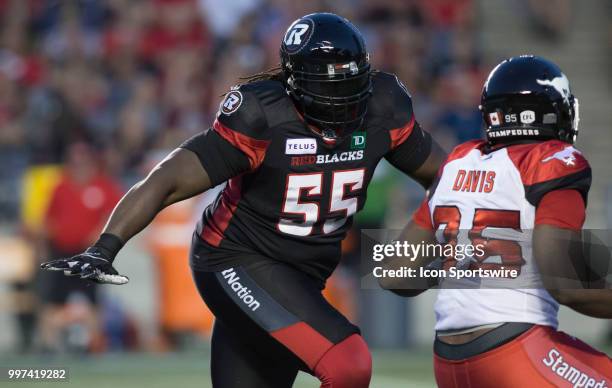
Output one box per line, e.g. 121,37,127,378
40,247,129,285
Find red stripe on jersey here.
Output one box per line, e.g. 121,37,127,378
433,140,486,180
446,140,486,163
213,119,270,170
201,176,243,247
270,321,334,370
389,115,415,149
506,140,589,186
425,140,485,200
535,189,585,230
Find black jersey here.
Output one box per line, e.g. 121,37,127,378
181,71,432,280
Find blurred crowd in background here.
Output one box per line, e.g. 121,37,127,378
0,0,489,219
0,0,604,356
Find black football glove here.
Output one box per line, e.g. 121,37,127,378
41,234,128,285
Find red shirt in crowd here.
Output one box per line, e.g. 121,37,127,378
45,173,123,253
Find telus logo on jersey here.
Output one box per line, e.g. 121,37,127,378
221,268,261,311
286,138,317,155
542,349,608,388
452,170,496,193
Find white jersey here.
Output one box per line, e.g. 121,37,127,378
413,139,591,331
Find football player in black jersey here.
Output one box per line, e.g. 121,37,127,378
42,13,447,388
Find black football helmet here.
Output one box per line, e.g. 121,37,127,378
280,13,372,141
480,55,579,145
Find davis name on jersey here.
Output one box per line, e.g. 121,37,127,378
414,139,591,331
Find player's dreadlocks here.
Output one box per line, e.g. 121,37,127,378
219,66,284,97
238,65,284,85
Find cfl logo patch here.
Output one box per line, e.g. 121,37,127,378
520,110,536,124
283,19,314,53
221,91,243,115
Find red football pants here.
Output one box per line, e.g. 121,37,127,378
434,325,612,387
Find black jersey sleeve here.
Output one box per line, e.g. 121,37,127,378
211,85,271,170
369,72,432,172
385,122,433,173
179,129,251,186
178,84,274,185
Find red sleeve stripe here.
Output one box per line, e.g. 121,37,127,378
389,115,415,149
213,119,270,170
446,140,486,163
506,141,589,186
270,321,334,370
202,176,243,247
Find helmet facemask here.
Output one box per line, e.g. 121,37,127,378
279,13,373,143
286,63,372,141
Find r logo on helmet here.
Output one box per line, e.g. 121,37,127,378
221,91,243,115
283,18,314,54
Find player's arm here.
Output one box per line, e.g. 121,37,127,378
378,198,438,296
378,222,438,297
103,119,258,241
40,148,214,284
405,136,446,188
385,121,446,189
102,148,211,241
41,87,266,284
533,189,612,318
41,127,255,284
381,74,446,188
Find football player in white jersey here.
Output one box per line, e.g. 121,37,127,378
381,56,611,387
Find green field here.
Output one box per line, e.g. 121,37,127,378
0,348,436,388
3,344,611,387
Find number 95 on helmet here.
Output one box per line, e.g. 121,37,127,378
480,55,579,145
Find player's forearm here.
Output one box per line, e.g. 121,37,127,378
102,148,212,247
533,226,612,317
102,174,174,243
380,256,431,297
378,222,437,296
548,289,612,318
408,138,446,189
